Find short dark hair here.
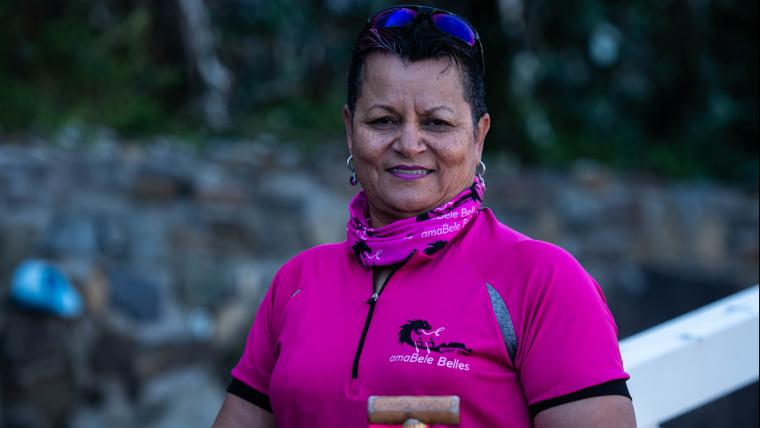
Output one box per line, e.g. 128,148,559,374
346,14,487,127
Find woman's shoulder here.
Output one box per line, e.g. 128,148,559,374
285,241,347,266
462,209,592,286
277,241,347,274
269,241,349,289
464,209,571,258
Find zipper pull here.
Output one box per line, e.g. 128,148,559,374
367,292,379,304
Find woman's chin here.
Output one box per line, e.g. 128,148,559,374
384,196,440,218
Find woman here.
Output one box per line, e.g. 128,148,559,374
214,5,635,427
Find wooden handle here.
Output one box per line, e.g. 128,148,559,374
401,418,427,428
368,395,460,425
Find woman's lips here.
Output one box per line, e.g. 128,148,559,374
388,166,433,180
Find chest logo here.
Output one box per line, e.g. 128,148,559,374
398,319,473,355
389,319,473,372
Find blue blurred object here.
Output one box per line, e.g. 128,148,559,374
10,260,84,318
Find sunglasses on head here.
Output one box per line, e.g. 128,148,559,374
367,5,485,72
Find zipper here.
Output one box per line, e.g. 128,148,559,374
351,261,406,379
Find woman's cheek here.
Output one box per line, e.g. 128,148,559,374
437,143,469,165
355,133,386,157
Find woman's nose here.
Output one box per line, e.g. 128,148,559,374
392,122,426,158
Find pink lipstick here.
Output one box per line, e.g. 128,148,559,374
388,165,433,180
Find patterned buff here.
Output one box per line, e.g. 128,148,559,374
347,177,485,268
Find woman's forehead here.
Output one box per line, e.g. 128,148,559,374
362,52,462,86
358,53,468,110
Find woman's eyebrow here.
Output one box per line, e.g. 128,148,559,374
364,105,455,116
366,104,398,114
422,106,455,115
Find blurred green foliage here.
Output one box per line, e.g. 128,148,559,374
0,0,756,185
0,0,187,134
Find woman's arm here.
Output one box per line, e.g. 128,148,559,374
212,393,276,428
534,395,636,428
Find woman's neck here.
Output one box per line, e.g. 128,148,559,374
373,267,394,293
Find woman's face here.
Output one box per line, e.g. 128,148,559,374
344,52,490,227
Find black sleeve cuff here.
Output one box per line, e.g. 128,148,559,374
227,378,273,413
529,378,631,417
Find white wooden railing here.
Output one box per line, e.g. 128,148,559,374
620,285,759,428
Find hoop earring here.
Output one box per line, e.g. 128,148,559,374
346,155,358,186
476,160,486,184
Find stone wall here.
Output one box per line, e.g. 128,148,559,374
0,136,757,428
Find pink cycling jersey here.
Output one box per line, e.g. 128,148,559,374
230,208,629,427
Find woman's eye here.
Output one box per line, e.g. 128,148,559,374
424,119,453,128
369,117,396,127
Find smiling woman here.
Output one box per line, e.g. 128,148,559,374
343,52,490,227
214,5,636,428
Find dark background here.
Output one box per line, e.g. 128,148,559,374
1,0,757,185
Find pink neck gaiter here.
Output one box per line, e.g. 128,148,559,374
347,177,485,268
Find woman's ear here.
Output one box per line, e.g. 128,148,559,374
475,113,491,158
343,105,354,154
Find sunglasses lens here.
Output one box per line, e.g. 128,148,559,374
372,7,417,28
431,14,476,46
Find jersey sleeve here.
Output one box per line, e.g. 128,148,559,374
228,268,284,412
512,241,630,415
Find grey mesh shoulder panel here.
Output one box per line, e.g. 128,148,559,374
486,282,517,364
